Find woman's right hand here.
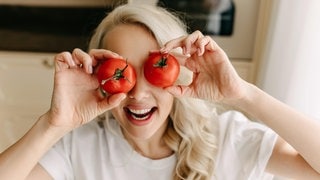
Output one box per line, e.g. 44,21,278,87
46,48,126,131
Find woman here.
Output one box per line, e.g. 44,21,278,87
0,3,319,180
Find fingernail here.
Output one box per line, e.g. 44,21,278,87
183,47,188,55
197,49,202,56
88,65,93,74
119,94,126,100
70,60,76,67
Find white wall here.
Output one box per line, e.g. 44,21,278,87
257,0,320,121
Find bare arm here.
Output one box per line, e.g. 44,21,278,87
0,115,64,179
238,84,320,177
267,137,320,179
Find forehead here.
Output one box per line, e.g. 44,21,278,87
102,24,159,61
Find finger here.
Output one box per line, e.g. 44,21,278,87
183,30,205,55
165,85,192,98
161,35,186,53
54,52,75,72
195,35,212,56
72,48,93,74
169,51,190,66
98,93,126,112
89,49,123,63
162,31,204,56
149,49,161,54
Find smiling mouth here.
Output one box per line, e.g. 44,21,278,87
124,107,157,121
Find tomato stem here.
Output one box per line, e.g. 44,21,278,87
114,64,128,80
101,60,132,85
153,55,168,68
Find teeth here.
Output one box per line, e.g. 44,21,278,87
126,108,155,121
128,108,152,115
131,115,149,121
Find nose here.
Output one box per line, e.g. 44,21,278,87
127,75,150,101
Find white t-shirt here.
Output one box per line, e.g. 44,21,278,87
39,111,277,180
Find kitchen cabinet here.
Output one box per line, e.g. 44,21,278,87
0,51,54,151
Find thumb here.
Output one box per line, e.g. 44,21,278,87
165,85,189,97
98,93,126,112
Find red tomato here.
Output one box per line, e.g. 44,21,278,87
97,58,136,94
144,52,180,87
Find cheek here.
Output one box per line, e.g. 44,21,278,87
157,93,174,112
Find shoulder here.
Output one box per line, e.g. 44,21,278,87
217,110,274,138
216,110,277,149
215,110,277,179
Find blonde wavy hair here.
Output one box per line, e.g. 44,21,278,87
88,4,219,180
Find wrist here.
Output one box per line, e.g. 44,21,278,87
37,112,72,141
224,82,260,113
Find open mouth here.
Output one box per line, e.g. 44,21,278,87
124,107,157,121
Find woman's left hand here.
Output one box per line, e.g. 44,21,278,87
161,30,247,103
